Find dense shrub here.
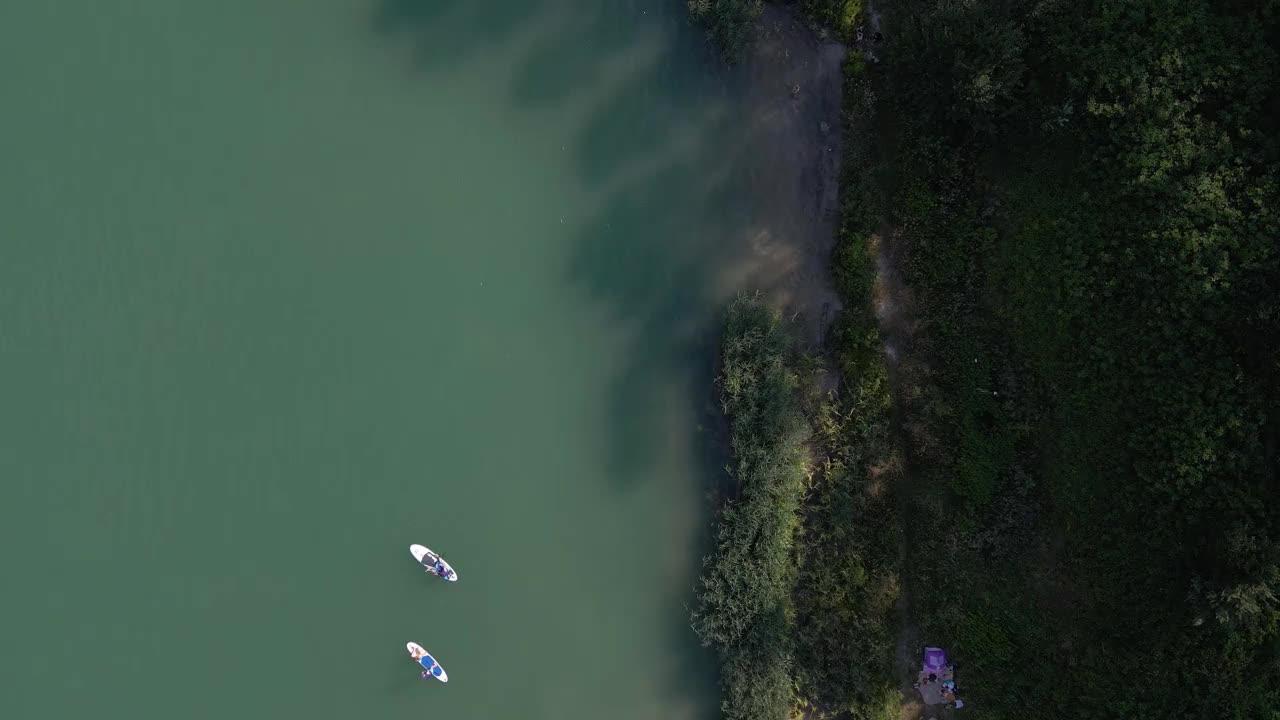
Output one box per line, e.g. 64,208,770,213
693,1,1279,715
797,0,863,41
688,0,763,62
791,317,899,719
695,284,899,719
878,0,1280,716
693,296,807,720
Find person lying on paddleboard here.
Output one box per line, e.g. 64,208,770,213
428,559,450,578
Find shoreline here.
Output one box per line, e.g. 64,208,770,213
692,3,908,719
729,3,845,349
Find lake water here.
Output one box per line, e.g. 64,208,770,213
0,1,771,717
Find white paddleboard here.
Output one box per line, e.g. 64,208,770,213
406,642,448,683
410,544,458,582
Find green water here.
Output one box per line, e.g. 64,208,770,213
0,2,760,717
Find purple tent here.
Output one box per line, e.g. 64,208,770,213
923,647,947,673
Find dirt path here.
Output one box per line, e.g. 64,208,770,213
724,3,933,716
735,3,929,714
874,221,929,720
869,139,927,720
728,4,846,348
855,2,936,717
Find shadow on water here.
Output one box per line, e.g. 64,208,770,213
565,112,756,492
369,0,544,70
370,0,751,476
372,0,759,488
564,145,750,483
553,11,754,716
557,5,754,712
369,2,759,717
507,5,645,110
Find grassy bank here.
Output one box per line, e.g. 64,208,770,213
695,290,899,720
692,3,902,719
789,24,901,719
791,308,900,720
873,0,1280,716
693,296,808,720
694,39,901,713
695,0,1280,717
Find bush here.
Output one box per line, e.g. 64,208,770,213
688,0,763,62
695,284,900,719
879,0,1280,716
693,295,807,720
799,0,863,41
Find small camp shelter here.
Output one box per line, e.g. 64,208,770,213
916,647,956,706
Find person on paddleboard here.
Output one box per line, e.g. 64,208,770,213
429,559,450,578
416,653,442,679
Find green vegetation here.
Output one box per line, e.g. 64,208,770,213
789,32,901,718
696,290,900,720
797,0,863,41
694,5,905,719
792,318,899,720
694,49,903,714
695,0,1280,717
687,0,763,62
693,296,808,720
874,0,1280,716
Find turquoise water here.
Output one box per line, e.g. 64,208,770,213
0,1,760,718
